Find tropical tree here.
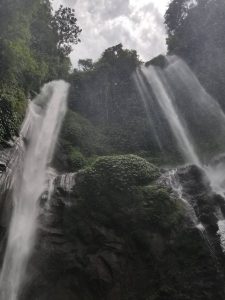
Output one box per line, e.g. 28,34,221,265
53,5,82,56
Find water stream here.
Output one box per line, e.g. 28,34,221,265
165,169,216,258
0,80,69,300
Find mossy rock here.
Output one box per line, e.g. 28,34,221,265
136,185,184,231
76,154,160,195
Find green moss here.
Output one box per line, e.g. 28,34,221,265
77,154,160,194
135,185,184,230
66,155,183,237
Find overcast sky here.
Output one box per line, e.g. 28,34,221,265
52,0,170,66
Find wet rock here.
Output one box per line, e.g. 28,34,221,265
0,162,6,172
21,160,225,300
176,164,225,278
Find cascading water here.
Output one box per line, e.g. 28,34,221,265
134,56,225,193
142,65,200,166
0,80,69,300
165,57,225,195
134,56,225,254
166,169,199,225
134,57,225,165
164,169,216,258
133,70,163,151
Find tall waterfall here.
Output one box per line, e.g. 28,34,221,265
134,56,225,253
142,66,200,166
134,56,225,194
0,80,69,300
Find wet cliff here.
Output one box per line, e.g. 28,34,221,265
0,151,224,300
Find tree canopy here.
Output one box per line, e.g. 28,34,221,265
53,5,82,56
0,0,81,143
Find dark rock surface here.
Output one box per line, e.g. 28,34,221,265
0,151,225,299
0,162,6,172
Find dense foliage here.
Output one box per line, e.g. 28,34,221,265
0,0,81,143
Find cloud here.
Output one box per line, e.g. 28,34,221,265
52,0,168,66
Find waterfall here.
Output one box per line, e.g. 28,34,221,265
166,169,200,225
164,169,216,258
134,56,225,254
142,65,200,166
218,220,225,253
134,56,225,194
132,70,163,151
0,80,69,300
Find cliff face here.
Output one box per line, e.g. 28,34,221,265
0,154,223,300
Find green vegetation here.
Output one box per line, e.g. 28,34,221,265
0,85,26,142
67,154,182,238
68,148,86,171
76,154,159,194
58,43,169,169
61,110,111,156
0,0,81,144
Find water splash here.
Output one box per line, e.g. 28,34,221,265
0,80,69,300
58,173,75,193
166,169,201,226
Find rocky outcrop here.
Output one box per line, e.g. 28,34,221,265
177,165,225,232
176,165,225,283
19,157,225,300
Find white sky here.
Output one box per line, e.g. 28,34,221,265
52,0,170,66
